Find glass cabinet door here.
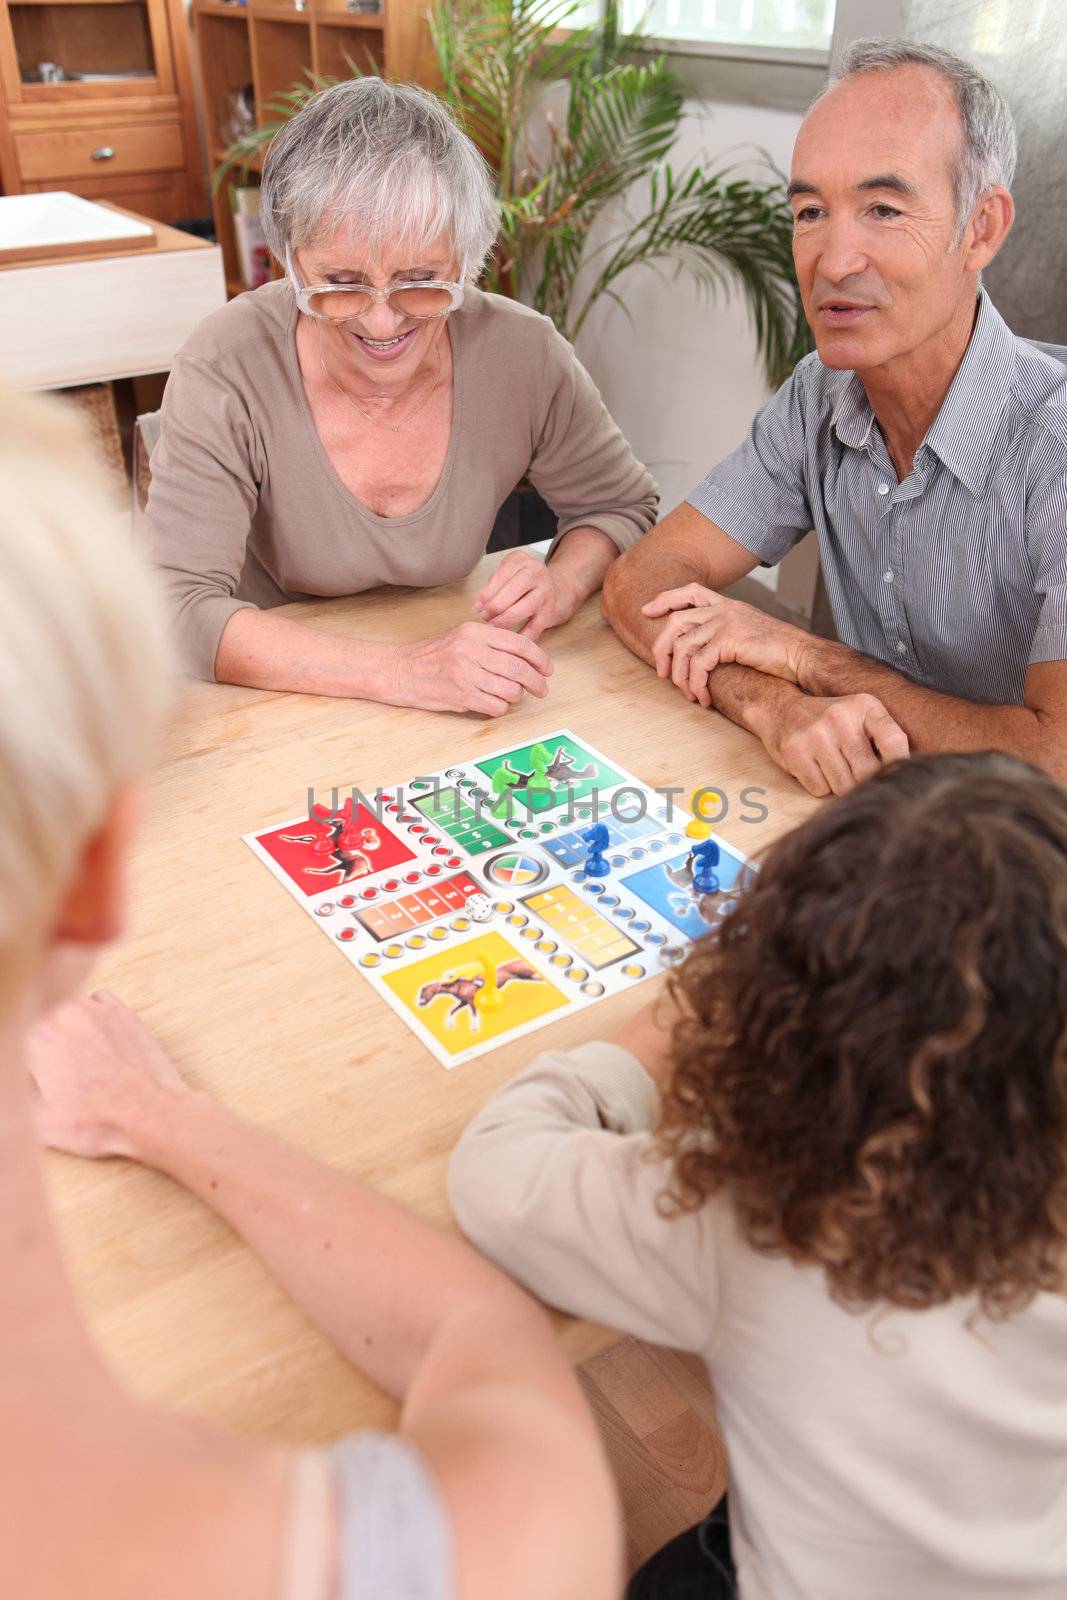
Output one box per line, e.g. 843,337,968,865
11,0,159,85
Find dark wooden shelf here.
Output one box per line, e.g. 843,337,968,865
247,5,311,21
315,12,384,28
193,1,249,16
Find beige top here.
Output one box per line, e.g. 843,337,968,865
146,280,658,680
449,1042,1067,1600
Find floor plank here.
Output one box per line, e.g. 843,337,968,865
578,1336,729,1581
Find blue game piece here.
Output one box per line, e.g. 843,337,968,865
581,823,610,878
691,839,721,895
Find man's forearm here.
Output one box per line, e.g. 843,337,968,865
800,638,1063,773
600,503,760,664
705,664,806,739
601,549,708,665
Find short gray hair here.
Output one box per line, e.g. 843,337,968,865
829,39,1017,246
260,79,499,278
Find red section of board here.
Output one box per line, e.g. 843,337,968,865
255,804,415,898
356,872,482,942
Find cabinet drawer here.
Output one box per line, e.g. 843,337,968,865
15,122,184,182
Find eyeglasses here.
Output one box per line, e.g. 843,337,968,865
285,243,466,324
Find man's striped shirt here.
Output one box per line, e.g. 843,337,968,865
688,293,1067,704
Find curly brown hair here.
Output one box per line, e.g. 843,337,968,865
657,751,1067,1317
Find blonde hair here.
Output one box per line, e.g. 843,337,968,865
0,386,173,998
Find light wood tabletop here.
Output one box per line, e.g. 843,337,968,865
46,553,818,1443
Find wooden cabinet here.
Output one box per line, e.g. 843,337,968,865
0,0,206,222
192,0,437,298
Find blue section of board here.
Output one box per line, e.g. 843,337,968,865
621,842,748,937
544,812,660,869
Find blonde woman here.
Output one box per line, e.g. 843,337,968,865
4,387,620,1600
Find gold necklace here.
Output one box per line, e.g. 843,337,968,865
318,329,443,435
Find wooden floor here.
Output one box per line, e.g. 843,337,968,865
578,1338,729,1580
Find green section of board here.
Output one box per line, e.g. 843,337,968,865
412,787,512,855
475,735,623,816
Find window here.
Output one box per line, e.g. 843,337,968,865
610,0,836,56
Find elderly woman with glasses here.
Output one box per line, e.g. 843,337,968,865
147,78,657,714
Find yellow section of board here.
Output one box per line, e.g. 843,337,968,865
384,931,568,1056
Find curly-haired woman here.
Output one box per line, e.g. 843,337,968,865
450,753,1067,1600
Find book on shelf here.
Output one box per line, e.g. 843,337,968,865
231,185,269,290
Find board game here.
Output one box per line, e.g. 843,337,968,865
244,730,752,1068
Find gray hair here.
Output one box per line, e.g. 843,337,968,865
260,78,499,278
829,39,1017,246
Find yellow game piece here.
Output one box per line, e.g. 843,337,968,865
686,787,719,838
474,954,504,1010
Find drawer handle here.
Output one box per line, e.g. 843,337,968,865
91,146,115,161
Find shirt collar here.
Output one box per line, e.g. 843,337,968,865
830,291,1017,494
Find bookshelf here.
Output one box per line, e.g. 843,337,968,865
192,0,437,296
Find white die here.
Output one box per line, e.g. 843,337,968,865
466,893,494,922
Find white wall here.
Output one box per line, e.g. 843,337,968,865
573,96,803,521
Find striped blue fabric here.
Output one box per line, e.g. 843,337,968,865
688,293,1067,705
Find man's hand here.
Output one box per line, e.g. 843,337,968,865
756,691,910,796
27,990,189,1161
474,549,579,639
644,584,811,704
395,621,552,716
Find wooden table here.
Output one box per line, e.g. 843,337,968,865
0,202,225,389
47,556,818,1443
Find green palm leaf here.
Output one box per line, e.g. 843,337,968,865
567,161,808,384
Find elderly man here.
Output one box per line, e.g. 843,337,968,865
603,39,1067,797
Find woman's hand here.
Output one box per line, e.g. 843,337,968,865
394,621,552,716
27,990,189,1161
474,549,580,639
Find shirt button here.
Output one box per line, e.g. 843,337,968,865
896,641,907,656
883,569,895,584
878,483,890,496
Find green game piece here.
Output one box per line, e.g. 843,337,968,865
490,766,521,819
526,742,554,800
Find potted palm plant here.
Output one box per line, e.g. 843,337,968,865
217,0,808,387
